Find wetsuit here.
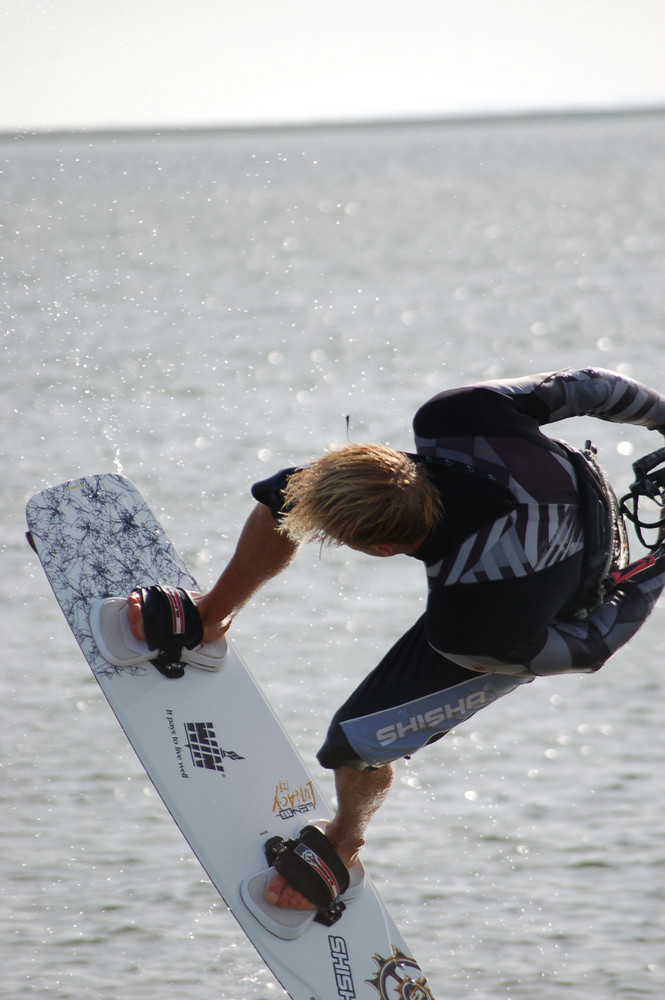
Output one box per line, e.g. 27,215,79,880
252,369,665,769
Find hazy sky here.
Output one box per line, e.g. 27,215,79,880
2,0,664,132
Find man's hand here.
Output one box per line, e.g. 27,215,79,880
126,589,231,645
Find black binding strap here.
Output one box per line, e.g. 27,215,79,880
135,585,204,678
265,825,350,926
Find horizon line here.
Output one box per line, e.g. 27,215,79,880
3,102,664,143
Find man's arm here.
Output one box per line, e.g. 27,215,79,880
196,502,299,640
485,368,665,433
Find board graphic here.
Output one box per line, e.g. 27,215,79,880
26,474,435,1000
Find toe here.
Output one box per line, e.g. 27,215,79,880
265,873,314,911
264,874,282,905
126,592,145,641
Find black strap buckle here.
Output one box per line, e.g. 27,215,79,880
314,899,346,926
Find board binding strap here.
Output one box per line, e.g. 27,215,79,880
240,820,366,940
90,585,227,675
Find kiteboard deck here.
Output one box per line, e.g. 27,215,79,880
26,473,435,1000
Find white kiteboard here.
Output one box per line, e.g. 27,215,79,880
26,474,435,1000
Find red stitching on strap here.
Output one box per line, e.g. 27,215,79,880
295,844,340,899
165,587,185,636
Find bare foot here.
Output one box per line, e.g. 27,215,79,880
126,589,223,644
263,832,362,910
264,872,315,911
126,591,145,641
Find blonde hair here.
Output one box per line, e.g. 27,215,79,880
279,443,442,548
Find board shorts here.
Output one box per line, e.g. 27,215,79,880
316,615,533,770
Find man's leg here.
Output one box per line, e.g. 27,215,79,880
265,763,394,910
265,616,493,910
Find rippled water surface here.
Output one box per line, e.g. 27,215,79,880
2,111,664,998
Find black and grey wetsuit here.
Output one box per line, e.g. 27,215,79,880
412,367,665,677
254,369,665,768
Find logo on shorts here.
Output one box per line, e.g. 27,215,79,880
375,692,488,746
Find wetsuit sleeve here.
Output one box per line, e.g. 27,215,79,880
484,368,665,434
440,552,665,677
251,467,297,522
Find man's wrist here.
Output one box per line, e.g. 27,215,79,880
196,594,235,638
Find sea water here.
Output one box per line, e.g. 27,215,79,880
1,111,664,999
